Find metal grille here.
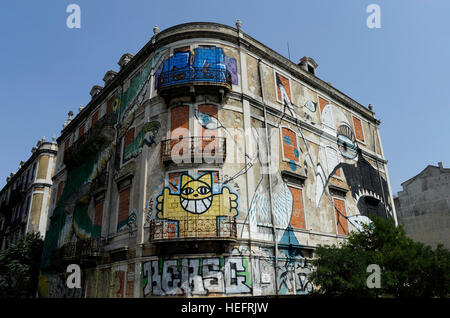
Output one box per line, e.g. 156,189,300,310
161,136,226,163
158,67,232,89
149,216,237,240
61,238,103,259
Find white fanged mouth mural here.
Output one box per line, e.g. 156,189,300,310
180,197,213,214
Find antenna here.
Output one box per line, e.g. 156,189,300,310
287,41,291,60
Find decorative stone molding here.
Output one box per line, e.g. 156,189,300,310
118,53,134,70
90,85,103,98
103,70,118,85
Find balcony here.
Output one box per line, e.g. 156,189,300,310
63,113,115,168
160,136,226,165
149,216,237,254
157,67,232,103
52,238,103,268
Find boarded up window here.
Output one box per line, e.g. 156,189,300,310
56,181,64,202
106,96,115,115
64,138,70,151
79,123,85,137
92,111,99,126
334,198,348,235
170,105,190,138
352,116,365,142
318,96,329,114
118,188,131,230
94,200,104,227
276,72,291,103
198,104,218,153
288,186,306,229
170,105,190,156
281,127,300,164
124,128,135,149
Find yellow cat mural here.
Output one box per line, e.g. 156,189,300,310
156,173,238,237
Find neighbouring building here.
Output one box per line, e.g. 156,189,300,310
394,162,450,249
0,137,58,250
38,21,396,298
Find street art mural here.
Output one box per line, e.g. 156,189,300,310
41,47,168,271
142,248,250,296
273,73,392,234
156,172,238,238
277,252,314,295
141,246,313,297
157,46,236,88
123,121,161,163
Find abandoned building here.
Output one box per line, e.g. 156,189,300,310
38,21,397,297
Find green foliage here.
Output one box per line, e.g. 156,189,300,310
309,216,450,297
0,232,43,298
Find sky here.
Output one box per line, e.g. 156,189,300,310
0,0,449,195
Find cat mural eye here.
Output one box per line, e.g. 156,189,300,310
197,186,211,195
181,187,194,195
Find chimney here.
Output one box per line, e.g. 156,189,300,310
438,162,444,170
118,53,134,70
299,56,318,75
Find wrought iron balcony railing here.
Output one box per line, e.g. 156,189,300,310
63,113,115,167
149,216,237,241
158,66,232,89
60,238,103,260
161,136,226,164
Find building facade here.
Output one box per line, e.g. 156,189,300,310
0,138,58,250
38,22,396,298
394,162,450,249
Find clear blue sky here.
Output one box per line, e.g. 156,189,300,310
0,0,449,195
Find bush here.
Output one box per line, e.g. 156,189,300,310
309,216,450,297
0,233,43,298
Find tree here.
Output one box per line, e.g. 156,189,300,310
309,216,450,297
0,232,44,298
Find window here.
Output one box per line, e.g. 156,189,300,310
94,200,104,227
318,96,329,114
117,178,132,232
56,181,64,203
352,116,365,142
275,72,292,104
78,123,85,137
64,138,70,152
334,198,348,235
92,110,99,126
281,127,301,170
24,196,31,221
106,96,115,115
122,127,135,164
288,186,306,230
117,187,131,232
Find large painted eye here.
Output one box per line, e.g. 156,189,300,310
337,125,358,159
112,98,119,112
197,186,210,195
181,187,194,195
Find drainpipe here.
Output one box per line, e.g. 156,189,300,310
370,120,388,219
258,58,279,295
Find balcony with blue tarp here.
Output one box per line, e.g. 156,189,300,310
157,47,232,103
